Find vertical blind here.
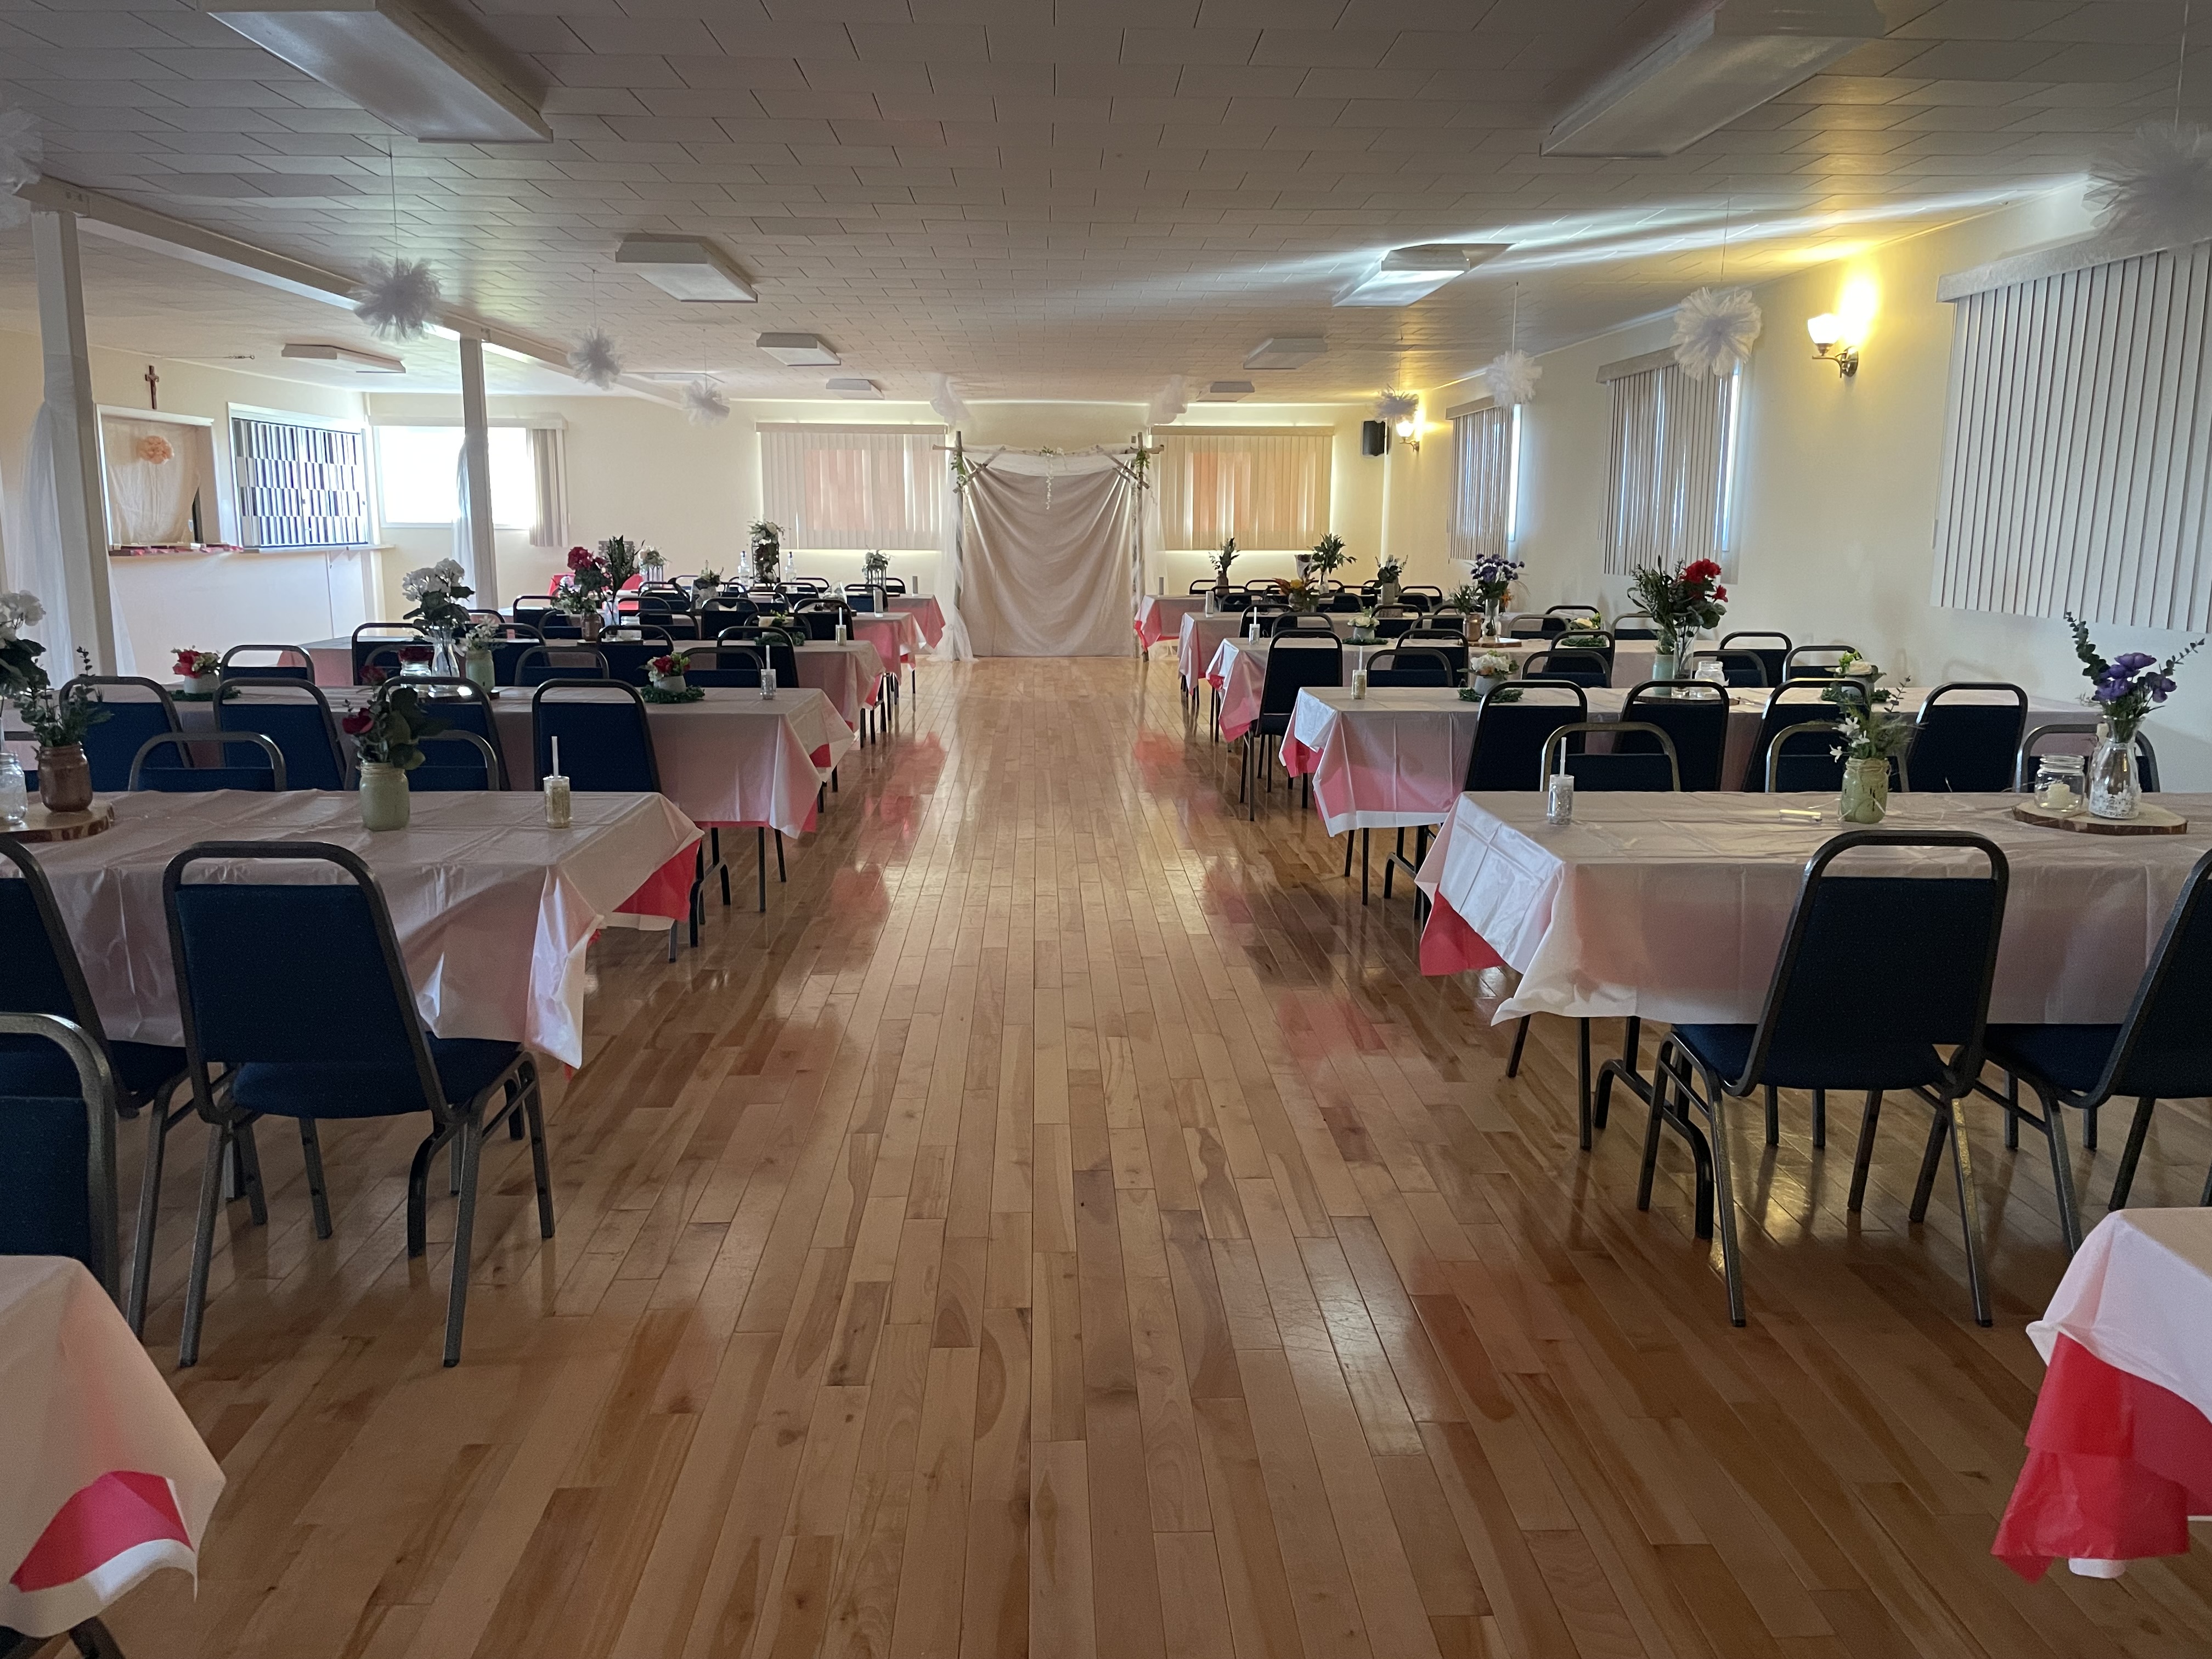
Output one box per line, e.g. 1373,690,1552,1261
231,416,370,549
759,424,944,550
1932,241,2212,629
1154,428,1330,550
1600,359,1735,575
1448,404,1513,564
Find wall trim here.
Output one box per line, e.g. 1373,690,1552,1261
1595,347,1678,383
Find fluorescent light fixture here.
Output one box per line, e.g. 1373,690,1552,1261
207,0,548,144
1244,337,1327,370
758,333,839,366
827,377,882,399
1335,244,1511,308
1544,0,1883,158
616,234,756,303
1199,380,1254,401
281,341,405,373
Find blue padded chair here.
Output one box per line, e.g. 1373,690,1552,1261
716,627,799,686
514,644,610,687
1720,631,1791,688
1612,611,1660,642
1637,831,2010,1325
128,731,286,793
409,730,504,792
1401,629,1469,678
1782,643,1857,682
1980,846,2212,1248
351,623,425,684
1522,647,1609,689
1619,681,1730,792
1243,633,1342,819
1363,647,1452,689
217,643,314,682
1543,605,1601,636
689,644,765,688
1908,683,2028,793
214,679,346,790
1743,682,1860,792
1553,630,1616,679
843,585,878,613
161,842,553,1368
1463,679,1587,791
600,635,676,687
0,1011,119,1294
1689,648,1767,689
65,676,183,792
697,601,756,637
400,680,504,790
0,840,185,1330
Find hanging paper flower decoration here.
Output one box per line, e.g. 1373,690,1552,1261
1672,286,1762,379
0,105,41,230
353,256,441,341
2087,121,2212,249
929,373,971,427
1375,388,1421,423
567,328,623,389
1481,349,1541,407
682,378,730,425
1149,374,1187,426
136,433,174,464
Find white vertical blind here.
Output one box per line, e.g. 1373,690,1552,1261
1154,427,1330,550
1448,404,1512,564
1933,241,2212,629
759,424,944,550
1600,360,1734,575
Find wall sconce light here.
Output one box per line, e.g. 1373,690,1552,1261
1393,414,1421,452
1807,313,1859,378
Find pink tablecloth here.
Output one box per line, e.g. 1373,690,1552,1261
793,639,888,727
853,612,922,669
1412,791,2212,1026
1137,594,1206,650
24,789,698,1067
887,595,945,650
2,1259,226,1637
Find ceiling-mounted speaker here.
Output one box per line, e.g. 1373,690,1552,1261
1362,420,1387,457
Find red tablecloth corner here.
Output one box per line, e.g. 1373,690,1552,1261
1419,891,1506,978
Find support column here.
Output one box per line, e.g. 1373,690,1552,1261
32,208,116,673
457,332,498,610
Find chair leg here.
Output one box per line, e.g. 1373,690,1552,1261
406,1130,445,1258
1945,1092,1993,1327
67,1617,125,1659
1909,1109,1949,1223
1635,1048,1669,1211
775,831,786,882
2003,1070,2019,1150
233,1117,268,1226
1360,828,1369,905
1811,1089,1826,1150
2083,1102,2099,1150
1342,832,1354,878
178,1121,228,1368
1763,1084,1779,1149
298,1119,333,1239
521,1065,555,1240
127,1091,179,1336
758,827,768,912
1598,1018,1638,1132
1848,1091,1883,1212
443,1113,483,1368
715,828,730,906
2109,1096,2157,1210
2040,1087,2082,1256
1506,1015,1529,1079
1705,1077,1748,1327
1576,1019,1593,1152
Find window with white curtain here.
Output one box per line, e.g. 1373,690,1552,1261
373,425,537,529
758,424,943,549
1598,351,1739,576
1447,400,1516,563
1154,427,1330,550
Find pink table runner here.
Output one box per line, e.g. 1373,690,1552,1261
887,595,945,649
2,1259,225,1637
793,639,888,727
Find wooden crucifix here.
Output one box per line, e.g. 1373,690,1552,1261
143,364,159,410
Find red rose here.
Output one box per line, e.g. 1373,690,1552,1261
399,645,433,663
567,546,592,571
1683,559,1721,583
1713,585,1728,601
341,710,373,735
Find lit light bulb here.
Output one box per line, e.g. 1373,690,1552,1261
1395,416,1417,438
1806,313,1843,350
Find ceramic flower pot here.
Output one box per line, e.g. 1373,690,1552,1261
653,674,687,694
359,761,411,832
465,648,496,690
182,673,218,697
1839,757,1889,825
36,744,92,813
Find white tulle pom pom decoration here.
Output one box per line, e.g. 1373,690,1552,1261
1482,349,1541,406
2087,121,2212,249
353,256,441,341
1375,389,1420,423
1149,374,1188,426
929,373,972,427
1672,286,1762,379
567,329,623,389
0,105,41,229
683,379,730,425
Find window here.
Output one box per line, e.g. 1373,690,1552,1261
1598,352,1737,576
374,426,537,529
759,424,943,549
230,413,370,549
1154,428,1330,550
1447,402,1517,563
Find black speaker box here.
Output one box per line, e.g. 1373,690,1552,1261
1361,420,1387,456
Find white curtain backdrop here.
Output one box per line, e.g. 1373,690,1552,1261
960,450,1136,657
760,424,942,550
529,426,567,550
102,416,199,546
451,445,472,574
5,405,84,677
1154,427,1330,550
936,446,974,660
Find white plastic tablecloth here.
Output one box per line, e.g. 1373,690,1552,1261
2033,1210,2212,1401
852,611,923,670
1413,790,2212,1025
793,639,888,727
19,789,698,1066
1,1259,226,1637
887,595,945,650
1137,594,1206,650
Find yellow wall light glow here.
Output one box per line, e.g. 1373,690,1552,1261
1837,276,1880,346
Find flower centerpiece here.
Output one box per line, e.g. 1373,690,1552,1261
1306,532,1350,594
1820,651,1912,823
1210,535,1239,599
341,682,449,831
1469,554,1523,640
172,647,220,697
555,545,616,639
862,549,890,594
460,619,503,690
1,590,48,698
1278,575,1321,614
401,557,474,675
16,668,109,813
648,651,690,693
2066,613,2204,819
1626,558,1728,679
1374,553,1403,607
598,534,645,592
691,566,723,612
748,519,785,586
1350,606,1379,646
641,544,667,581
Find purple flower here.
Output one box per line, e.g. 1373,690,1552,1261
2111,652,2157,674
2092,679,2128,703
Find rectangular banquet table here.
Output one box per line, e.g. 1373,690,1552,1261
886,594,944,649
18,788,697,1065
793,639,888,729
1208,635,1547,742
2,1258,226,1638
1137,594,1207,650
1413,789,2212,1026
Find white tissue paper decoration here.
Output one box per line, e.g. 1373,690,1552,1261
567,329,623,389
1375,389,1420,423
0,105,41,229
1482,349,1541,406
683,378,730,425
1149,374,1188,426
353,256,441,341
2087,121,2212,250
929,373,972,427
1672,286,1762,379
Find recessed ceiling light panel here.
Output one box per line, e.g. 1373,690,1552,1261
1199,380,1255,401
208,0,549,144
1335,244,1511,308
827,377,882,398
759,333,839,366
1244,337,1328,370
616,235,757,303
281,341,407,373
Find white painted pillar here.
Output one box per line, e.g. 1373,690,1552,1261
456,332,498,609
32,208,116,673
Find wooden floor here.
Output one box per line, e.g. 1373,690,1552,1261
101,655,2212,1659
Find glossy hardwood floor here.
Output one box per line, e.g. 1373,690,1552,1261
102,655,2212,1659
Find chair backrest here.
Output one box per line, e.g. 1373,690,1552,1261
1744,683,1857,791
1719,630,1790,688
1906,682,2027,793
1763,720,1849,793
1727,831,2008,1093
1269,612,1330,636
1506,613,1549,639
214,680,346,789
843,586,877,612
1689,648,1767,688
515,644,611,687
716,628,798,684
405,678,499,749
1464,680,1588,790
0,1011,119,1291
1188,579,1212,594
351,623,426,684
688,644,764,687
162,843,449,1124
219,643,314,681
878,577,906,594
1783,643,1856,682
1256,635,1344,716
1618,681,1730,791
0,839,114,1048
1365,647,1452,688
1242,579,1278,592
1542,605,1600,636
531,681,659,792
1542,721,1680,792
600,640,679,686
2015,722,2162,792
1612,611,1660,641
1523,648,1609,688
129,731,287,792
794,609,846,641
1402,630,1469,674
1215,590,1252,612
409,729,504,792
64,676,181,791
2095,846,2212,1099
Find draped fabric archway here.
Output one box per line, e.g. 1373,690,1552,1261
956,449,1142,657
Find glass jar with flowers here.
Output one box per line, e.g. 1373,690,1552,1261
400,558,473,676
1374,554,1404,608
1469,554,1524,642
555,545,614,640
341,682,449,832
172,648,220,697
18,674,109,814
1627,558,1728,680
460,620,502,690
1820,653,1911,823
2066,614,2204,820
748,520,785,588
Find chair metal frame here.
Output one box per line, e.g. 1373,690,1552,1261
63,675,184,792
1687,648,1768,688
217,642,315,680
1906,681,2028,793
1618,680,1730,792
1241,634,1342,820
211,678,347,790
1719,630,1791,686
128,731,287,792
1522,647,1610,687
350,622,427,683
1782,642,1857,681
514,644,612,684
1541,721,1680,789
1363,646,1453,687
411,728,505,792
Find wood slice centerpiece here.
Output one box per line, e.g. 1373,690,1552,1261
10,798,118,842
2012,799,2191,836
